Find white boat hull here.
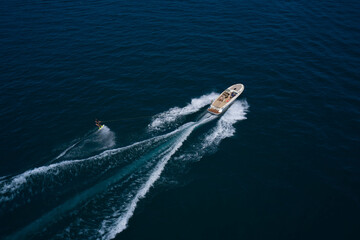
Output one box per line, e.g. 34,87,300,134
207,84,244,115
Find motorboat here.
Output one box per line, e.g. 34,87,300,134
207,83,244,115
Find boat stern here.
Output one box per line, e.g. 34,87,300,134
207,106,222,115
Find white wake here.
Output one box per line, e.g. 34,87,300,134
174,100,249,164
99,101,249,239
202,100,249,150
0,125,186,204
148,92,218,131
1,93,249,240
102,115,216,239
1,122,197,240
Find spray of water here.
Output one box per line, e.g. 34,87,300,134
99,101,249,239
102,115,215,239
1,93,249,240
148,92,218,132
173,100,249,166
0,124,188,205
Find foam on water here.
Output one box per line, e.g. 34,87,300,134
2,98,247,239
60,125,116,159
5,121,201,240
52,125,114,162
93,126,116,150
148,92,219,131
173,100,249,164
0,125,187,204
53,141,80,161
102,115,216,239
202,100,249,150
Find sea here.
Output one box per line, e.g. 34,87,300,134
0,0,359,239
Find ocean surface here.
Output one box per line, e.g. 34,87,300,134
0,0,359,239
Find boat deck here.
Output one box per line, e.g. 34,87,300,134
212,91,233,108
212,89,238,108
208,84,244,113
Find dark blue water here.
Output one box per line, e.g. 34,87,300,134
1,0,359,239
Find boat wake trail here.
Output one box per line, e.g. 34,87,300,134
53,125,116,161
173,100,249,165
0,93,249,240
100,115,215,240
0,125,182,205
148,92,219,132
0,126,116,205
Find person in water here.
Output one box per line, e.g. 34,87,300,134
95,119,103,128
